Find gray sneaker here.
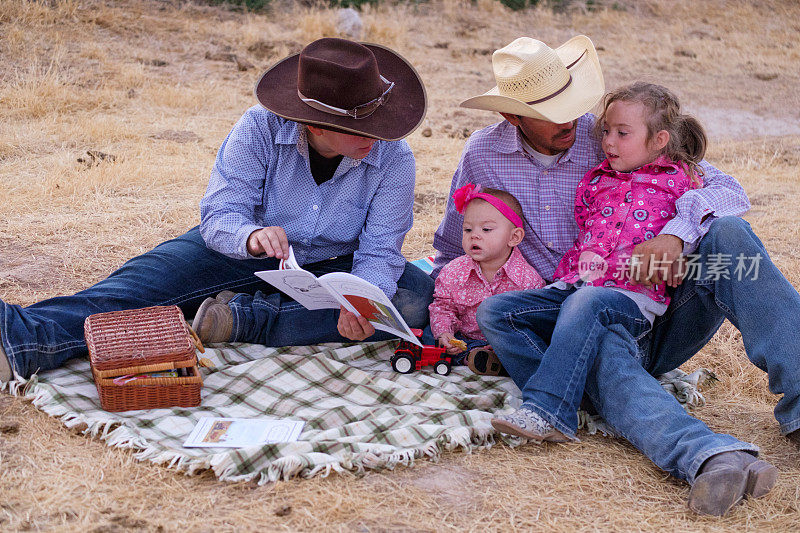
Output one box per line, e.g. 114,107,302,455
192,298,233,344
491,406,570,443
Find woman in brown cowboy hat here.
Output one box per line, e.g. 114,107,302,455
0,38,432,381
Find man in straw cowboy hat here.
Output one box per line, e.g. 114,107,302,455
434,35,800,515
0,38,433,378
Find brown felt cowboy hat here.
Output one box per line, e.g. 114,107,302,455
460,36,604,124
255,38,427,141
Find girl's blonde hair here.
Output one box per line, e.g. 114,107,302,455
595,82,707,183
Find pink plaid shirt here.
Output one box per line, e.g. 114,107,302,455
429,247,545,340
432,116,751,282
554,157,700,305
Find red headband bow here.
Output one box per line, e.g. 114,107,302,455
452,183,523,228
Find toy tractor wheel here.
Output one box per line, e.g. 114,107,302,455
434,359,451,376
391,353,415,374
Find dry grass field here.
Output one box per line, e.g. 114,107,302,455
1,0,800,530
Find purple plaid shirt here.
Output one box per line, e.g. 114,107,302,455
432,115,751,281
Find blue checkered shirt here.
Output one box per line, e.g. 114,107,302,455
200,107,415,298
432,115,751,281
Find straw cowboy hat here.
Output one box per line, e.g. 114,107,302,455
461,35,604,123
255,38,427,141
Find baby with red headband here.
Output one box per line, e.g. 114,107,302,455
429,184,545,372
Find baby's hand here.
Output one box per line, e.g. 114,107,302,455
437,333,464,355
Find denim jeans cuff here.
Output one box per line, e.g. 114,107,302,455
779,417,800,436
687,442,760,484
229,301,244,343
521,401,581,442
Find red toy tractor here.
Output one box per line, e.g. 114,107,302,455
390,329,453,376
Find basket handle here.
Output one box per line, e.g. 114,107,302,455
186,323,205,354
187,321,216,369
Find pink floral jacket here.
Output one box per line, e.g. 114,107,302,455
553,156,700,305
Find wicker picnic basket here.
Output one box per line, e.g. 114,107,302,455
84,305,204,412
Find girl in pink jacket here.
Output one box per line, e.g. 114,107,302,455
491,82,709,443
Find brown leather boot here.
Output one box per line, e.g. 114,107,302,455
0,338,12,382
192,298,233,344
688,451,778,516
215,290,236,304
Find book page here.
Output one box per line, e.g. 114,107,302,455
278,245,302,271
318,272,422,346
183,417,305,448
255,268,340,310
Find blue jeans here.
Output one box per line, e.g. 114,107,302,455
645,217,800,437
477,216,794,482
1,227,435,378
479,286,652,440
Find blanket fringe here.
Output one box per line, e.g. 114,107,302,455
4,372,37,397
209,424,499,486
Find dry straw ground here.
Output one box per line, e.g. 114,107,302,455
1,0,800,530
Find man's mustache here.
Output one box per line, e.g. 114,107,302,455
557,122,577,136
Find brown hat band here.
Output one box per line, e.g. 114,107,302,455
298,76,395,120
526,76,572,105
524,50,586,106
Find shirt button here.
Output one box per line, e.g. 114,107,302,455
303,239,309,244
543,171,548,176
544,205,551,211
547,241,553,248
312,204,319,210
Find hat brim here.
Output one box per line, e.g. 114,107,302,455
460,35,605,123
255,43,427,141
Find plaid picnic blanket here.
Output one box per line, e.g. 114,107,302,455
7,341,525,484
5,337,713,484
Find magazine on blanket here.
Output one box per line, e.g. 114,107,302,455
183,417,305,448
255,246,421,346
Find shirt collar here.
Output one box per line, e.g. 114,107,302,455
492,114,597,168
499,247,531,286
277,120,383,168
493,120,523,155
596,154,682,178
360,140,382,167
276,118,301,146
645,155,682,173
458,247,528,286
456,256,480,284
557,114,597,167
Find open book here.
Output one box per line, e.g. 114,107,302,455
255,247,421,346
